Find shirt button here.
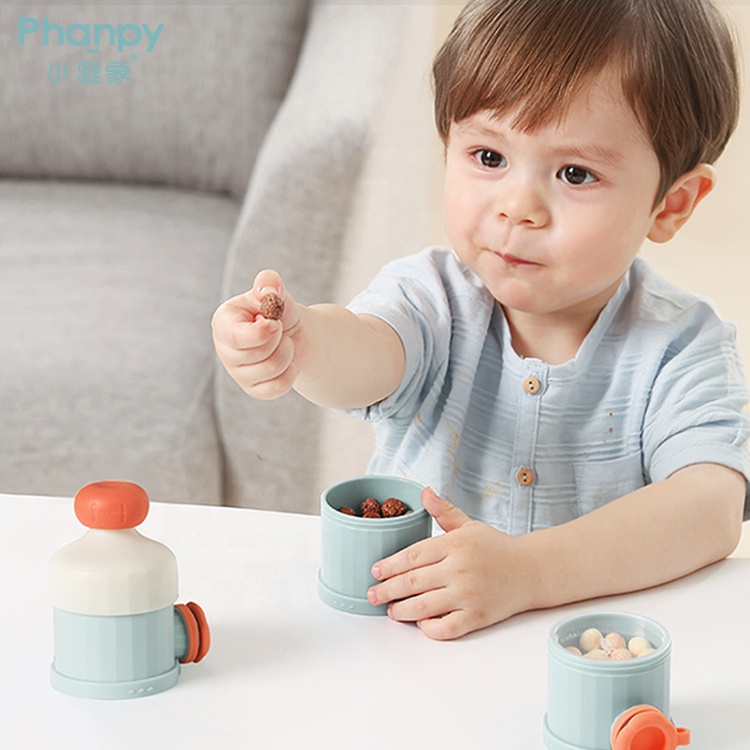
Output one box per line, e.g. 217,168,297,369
517,468,535,486
523,377,541,395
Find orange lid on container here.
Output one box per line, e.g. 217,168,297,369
611,705,690,750
74,481,150,529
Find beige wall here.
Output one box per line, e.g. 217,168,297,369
432,3,750,369
429,5,466,243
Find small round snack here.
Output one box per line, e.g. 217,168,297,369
627,636,653,657
360,498,381,517
338,506,357,516
568,625,658,660
601,632,626,655
579,628,603,653
609,648,633,661
584,648,608,660
259,292,285,320
381,497,409,517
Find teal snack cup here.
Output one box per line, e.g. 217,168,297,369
317,476,431,615
543,611,690,750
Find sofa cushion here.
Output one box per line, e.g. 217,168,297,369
0,179,240,503
0,3,308,198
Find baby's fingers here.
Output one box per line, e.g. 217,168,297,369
252,269,285,302
214,319,284,370
416,610,474,641
371,534,446,583
241,335,300,400
212,295,281,353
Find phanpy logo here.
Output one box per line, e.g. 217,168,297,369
18,17,164,53
17,16,165,86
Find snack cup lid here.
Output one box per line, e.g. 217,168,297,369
611,705,690,750
74,481,149,529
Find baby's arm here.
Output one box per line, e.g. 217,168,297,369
368,463,745,640
211,269,404,409
526,462,744,608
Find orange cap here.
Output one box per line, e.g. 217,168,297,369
74,481,150,529
611,705,690,750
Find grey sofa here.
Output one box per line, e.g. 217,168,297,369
0,3,434,512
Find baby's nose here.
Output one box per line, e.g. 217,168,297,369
493,176,550,227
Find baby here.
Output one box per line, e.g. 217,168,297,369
213,0,750,639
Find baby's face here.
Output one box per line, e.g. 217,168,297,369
443,67,663,327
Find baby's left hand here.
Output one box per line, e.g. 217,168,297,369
367,487,537,640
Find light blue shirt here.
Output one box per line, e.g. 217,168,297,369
345,248,750,533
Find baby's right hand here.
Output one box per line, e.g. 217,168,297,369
211,270,303,400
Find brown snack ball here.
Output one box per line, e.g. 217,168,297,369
338,506,356,516
360,498,381,517
259,293,284,320
381,497,408,517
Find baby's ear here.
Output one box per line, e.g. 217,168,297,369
647,164,715,243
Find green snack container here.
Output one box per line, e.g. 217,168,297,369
317,475,431,615
543,611,690,750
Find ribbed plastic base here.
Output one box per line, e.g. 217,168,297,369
316,571,386,615
51,661,180,699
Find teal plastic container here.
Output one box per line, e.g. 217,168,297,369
543,611,672,750
51,606,194,699
317,476,431,615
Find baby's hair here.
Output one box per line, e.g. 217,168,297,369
433,0,740,203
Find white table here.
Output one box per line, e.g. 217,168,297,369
2,493,749,749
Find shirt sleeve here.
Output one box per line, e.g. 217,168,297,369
642,304,750,519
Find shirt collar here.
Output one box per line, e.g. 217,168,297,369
497,262,634,378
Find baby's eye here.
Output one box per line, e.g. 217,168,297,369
559,165,597,186
473,149,506,169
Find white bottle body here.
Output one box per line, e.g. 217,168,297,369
51,528,178,616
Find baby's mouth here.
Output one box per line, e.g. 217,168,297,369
494,250,540,267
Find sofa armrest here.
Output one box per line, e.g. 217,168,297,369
216,1,413,511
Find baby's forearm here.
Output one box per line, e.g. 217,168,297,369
519,463,745,612
292,304,405,409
